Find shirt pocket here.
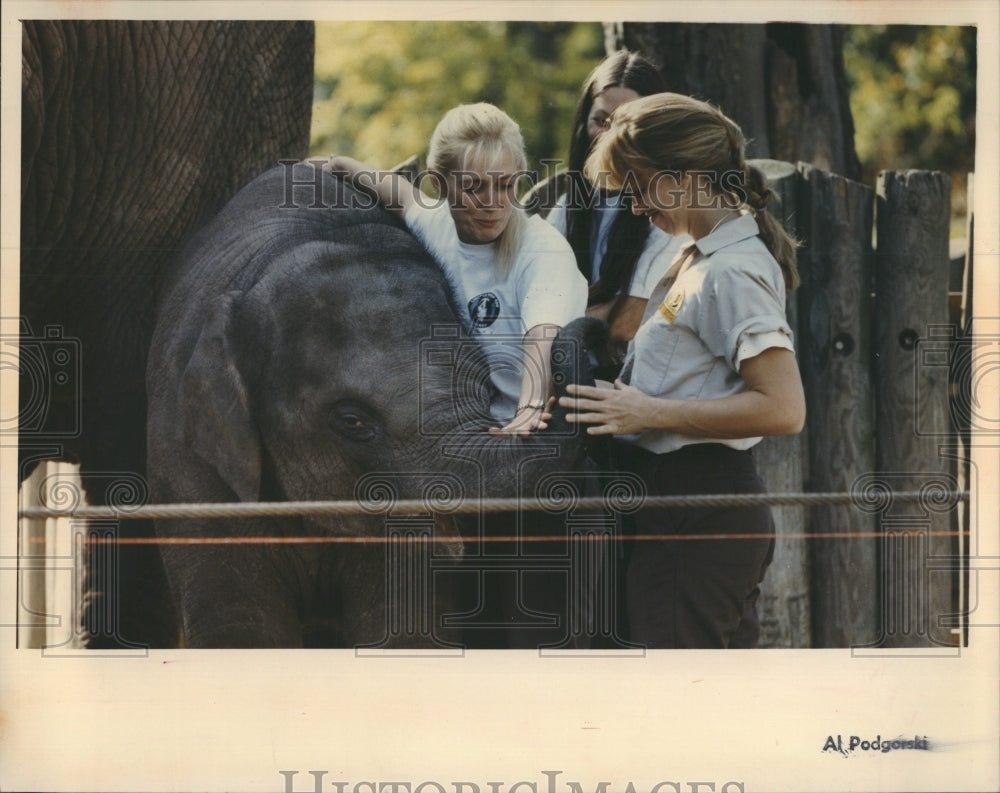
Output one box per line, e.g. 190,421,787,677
631,312,681,396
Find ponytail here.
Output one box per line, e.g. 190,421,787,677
744,164,800,292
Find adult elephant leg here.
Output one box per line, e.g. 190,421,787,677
81,518,179,649
21,20,315,650
75,458,179,649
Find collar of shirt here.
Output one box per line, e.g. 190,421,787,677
635,212,760,333
692,212,760,257
653,212,758,287
457,238,497,263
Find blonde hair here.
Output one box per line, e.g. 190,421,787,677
427,103,527,276
584,92,800,291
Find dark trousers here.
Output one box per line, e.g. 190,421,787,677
611,441,775,649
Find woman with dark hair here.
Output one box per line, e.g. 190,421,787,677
548,51,686,369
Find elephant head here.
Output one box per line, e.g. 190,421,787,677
146,163,600,648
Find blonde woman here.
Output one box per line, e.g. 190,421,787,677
562,93,806,648
328,103,587,436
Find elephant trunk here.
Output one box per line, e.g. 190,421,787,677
550,316,608,403
420,316,608,506
548,316,610,465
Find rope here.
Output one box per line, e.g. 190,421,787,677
18,490,970,521
23,529,969,546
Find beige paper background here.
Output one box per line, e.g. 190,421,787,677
2,2,997,792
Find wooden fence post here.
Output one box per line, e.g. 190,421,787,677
872,169,955,648
749,159,811,647
957,172,974,647
796,164,878,647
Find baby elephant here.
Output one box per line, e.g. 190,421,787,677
145,163,599,648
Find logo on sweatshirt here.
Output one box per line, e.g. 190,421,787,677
469,292,500,328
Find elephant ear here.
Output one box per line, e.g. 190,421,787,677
178,292,262,502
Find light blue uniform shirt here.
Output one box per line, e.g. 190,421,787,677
620,213,795,454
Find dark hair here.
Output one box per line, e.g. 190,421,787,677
563,51,666,313
585,92,800,291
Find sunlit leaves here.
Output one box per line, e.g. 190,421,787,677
310,21,604,173
843,25,975,186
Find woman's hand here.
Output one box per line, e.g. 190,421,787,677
488,397,555,437
559,379,654,435
311,154,416,217
560,347,806,438
491,323,560,437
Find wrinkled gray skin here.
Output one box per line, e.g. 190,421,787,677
19,20,315,647
147,164,600,648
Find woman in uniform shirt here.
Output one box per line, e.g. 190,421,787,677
561,92,806,649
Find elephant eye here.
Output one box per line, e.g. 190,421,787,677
330,402,379,442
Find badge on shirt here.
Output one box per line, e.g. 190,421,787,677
658,288,684,322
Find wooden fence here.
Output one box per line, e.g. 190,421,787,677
752,160,968,648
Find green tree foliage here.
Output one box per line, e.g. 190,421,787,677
312,21,976,223
311,21,604,176
843,25,976,195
